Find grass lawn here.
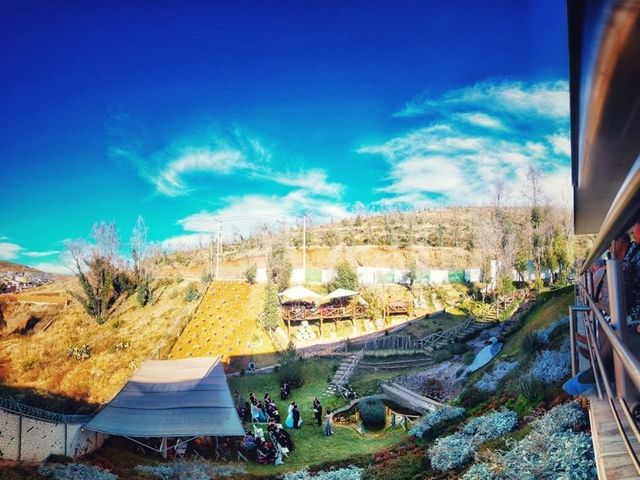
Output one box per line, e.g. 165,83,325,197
402,311,467,339
228,358,406,476
501,292,574,357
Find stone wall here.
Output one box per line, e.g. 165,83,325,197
0,408,106,461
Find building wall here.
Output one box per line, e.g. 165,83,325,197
0,408,106,461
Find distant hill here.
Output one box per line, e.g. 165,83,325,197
0,261,43,274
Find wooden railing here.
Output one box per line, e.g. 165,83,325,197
282,304,368,322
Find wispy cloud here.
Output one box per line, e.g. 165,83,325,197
361,78,571,207
163,190,349,250
23,250,61,258
0,242,22,260
395,79,569,120
110,126,342,198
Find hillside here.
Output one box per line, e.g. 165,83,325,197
0,277,202,408
0,260,45,274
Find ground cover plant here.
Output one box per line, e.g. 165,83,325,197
135,460,245,479
38,462,117,480
408,405,465,440
475,360,518,392
462,402,595,479
428,409,518,472
281,466,363,480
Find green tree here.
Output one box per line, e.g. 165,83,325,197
328,261,359,291
260,282,281,331
267,238,292,292
243,263,257,284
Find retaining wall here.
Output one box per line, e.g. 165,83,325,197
0,407,106,461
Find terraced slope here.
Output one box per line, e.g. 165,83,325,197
169,281,276,365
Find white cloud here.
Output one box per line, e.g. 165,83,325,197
547,134,571,156
396,80,569,120
28,262,73,275
164,190,349,250
23,250,61,258
0,242,22,260
111,127,343,200
455,112,505,129
361,78,571,207
155,149,247,196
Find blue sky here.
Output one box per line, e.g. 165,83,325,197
0,0,570,273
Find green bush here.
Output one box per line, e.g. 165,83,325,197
458,386,491,409
278,341,304,388
358,399,386,429
517,375,544,403
521,331,543,354
136,276,152,306
183,282,200,302
328,261,359,291
260,283,281,331
243,264,257,284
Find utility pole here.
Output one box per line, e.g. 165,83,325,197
302,214,307,283
209,234,214,279
215,221,222,281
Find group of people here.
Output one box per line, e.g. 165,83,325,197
245,392,281,423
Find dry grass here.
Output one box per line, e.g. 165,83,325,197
169,281,276,364
0,278,201,405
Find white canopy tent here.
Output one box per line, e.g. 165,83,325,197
278,285,322,301
84,357,244,455
327,288,358,299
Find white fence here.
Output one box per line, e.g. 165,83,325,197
255,263,552,286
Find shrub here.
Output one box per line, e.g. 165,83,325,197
328,261,359,292
260,282,281,331
458,386,491,408
243,264,257,284
358,399,386,429
461,402,594,480
136,460,245,479
38,463,117,480
475,361,518,392
429,432,477,472
530,344,570,385
461,409,518,442
408,405,465,439
67,344,91,360
183,282,200,302
136,276,152,306
278,341,303,387
517,375,544,402
532,401,586,434
537,316,569,344
267,238,292,292
282,466,363,480
521,331,543,354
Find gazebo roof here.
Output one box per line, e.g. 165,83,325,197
278,285,322,301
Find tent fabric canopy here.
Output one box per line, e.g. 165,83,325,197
278,285,321,301
84,357,244,438
327,288,358,299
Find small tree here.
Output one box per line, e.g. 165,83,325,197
260,283,280,331
267,238,292,292
278,341,303,387
328,261,359,291
406,259,418,290
243,264,257,284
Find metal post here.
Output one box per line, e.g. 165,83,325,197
215,222,222,281
64,423,68,456
606,257,631,399
569,306,578,376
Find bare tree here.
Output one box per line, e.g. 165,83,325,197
131,215,148,279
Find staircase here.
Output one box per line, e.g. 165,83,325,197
326,349,364,397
